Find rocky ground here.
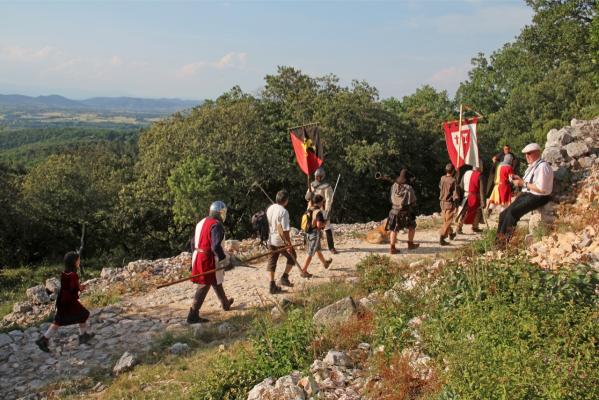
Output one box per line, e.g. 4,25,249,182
0,218,481,400
1,117,596,400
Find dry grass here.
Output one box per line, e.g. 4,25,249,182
365,353,441,400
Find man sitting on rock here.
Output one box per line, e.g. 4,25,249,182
496,143,554,245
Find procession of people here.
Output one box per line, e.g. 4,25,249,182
37,115,555,352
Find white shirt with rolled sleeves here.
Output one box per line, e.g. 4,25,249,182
522,159,554,196
266,203,290,247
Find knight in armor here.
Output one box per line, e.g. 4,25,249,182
305,167,338,254
187,201,234,324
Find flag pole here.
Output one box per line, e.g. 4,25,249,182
457,103,463,170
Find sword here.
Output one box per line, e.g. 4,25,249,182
326,174,341,220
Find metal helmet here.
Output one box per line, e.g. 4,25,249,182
314,167,325,179
209,200,227,221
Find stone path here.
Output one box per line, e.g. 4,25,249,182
0,224,483,400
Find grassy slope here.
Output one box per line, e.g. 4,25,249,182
58,229,599,400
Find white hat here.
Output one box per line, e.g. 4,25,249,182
522,143,541,153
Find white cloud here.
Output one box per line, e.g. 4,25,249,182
177,61,208,78
0,45,58,62
177,52,248,78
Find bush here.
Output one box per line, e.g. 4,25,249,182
192,309,317,399
420,258,599,399
357,254,403,293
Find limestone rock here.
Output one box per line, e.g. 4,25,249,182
323,350,352,367
26,285,50,305
546,128,573,147
565,142,590,158
113,351,137,375
45,278,60,294
100,268,116,279
312,297,357,327
542,147,569,165
13,302,33,314
169,342,190,355
223,240,241,253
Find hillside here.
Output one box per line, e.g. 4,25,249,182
0,94,201,114
0,118,597,399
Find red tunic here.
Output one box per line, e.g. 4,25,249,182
489,164,513,205
191,217,219,285
54,271,89,326
463,170,481,224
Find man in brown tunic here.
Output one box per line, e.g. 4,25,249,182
439,163,459,246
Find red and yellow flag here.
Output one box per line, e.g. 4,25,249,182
289,125,323,175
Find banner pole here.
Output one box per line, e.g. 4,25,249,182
457,104,463,170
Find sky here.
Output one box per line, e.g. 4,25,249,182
0,0,533,100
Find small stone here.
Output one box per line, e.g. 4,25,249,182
217,322,233,336
169,342,190,355
357,342,371,351
113,351,137,375
313,297,357,328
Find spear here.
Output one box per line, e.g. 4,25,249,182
156,244,301,289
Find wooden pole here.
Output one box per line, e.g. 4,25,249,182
156,244,300,289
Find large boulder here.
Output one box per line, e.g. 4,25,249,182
113,351,137,375
565,142,590,159
546,128,573,147
26,285,50,305
45,277,60,294
312,297,357,328
247,374,305,400
542,147,569,165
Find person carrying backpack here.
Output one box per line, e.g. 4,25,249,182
385,169,420,254
35,251,95,353
301,194,333,277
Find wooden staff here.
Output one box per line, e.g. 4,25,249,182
156,244,300,289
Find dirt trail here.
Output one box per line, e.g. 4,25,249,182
127,226,483,321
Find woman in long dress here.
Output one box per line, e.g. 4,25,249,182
486,154,514,215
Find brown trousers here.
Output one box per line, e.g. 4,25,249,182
439,209,456,238
191,284,228,313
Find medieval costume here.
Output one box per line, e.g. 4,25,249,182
306,167,338,254
439,164,459,246
187,201,234,324
35,252,94,353
457,168,483,232
488,155,514,209
385,169,419,253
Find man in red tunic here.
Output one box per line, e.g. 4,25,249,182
187,201,234,324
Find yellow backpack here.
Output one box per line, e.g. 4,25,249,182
301,208,318,232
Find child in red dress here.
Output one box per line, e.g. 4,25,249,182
35,252,94,352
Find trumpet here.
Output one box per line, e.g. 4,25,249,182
374,172,394,183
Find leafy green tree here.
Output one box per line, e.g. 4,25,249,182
168,157,219,228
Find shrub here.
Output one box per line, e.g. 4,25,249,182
357,254,403,293
192,309,317,399
420,258,599,399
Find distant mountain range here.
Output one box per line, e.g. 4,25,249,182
0,94,201,114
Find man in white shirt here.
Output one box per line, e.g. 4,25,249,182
496,143,554,244
266,190,297,294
